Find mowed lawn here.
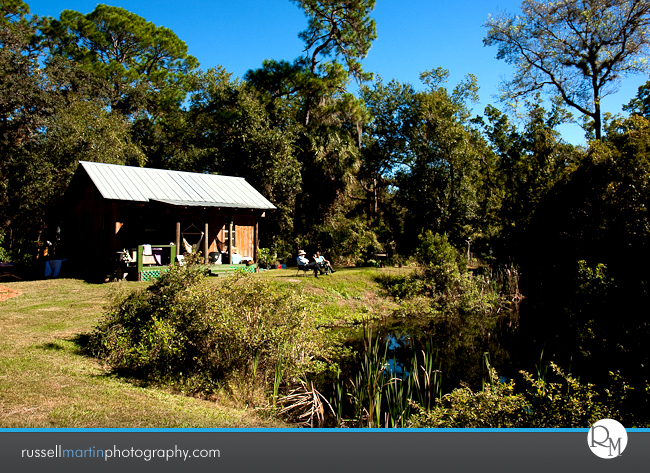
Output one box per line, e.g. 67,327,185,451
0,277,287,428
0,267,401,428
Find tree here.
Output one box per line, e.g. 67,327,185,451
479,98,576,252
0,1,149,260
360,78,415,220
484,0,650,140
42,4,198,118
244,0,377,250
294,0,376,78
292,0,376,125
514,116,650,423
624,80,650,118
393,70,488,251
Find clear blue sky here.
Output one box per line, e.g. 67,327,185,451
25,0,650,145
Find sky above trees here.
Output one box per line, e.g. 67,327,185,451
23,0,650,144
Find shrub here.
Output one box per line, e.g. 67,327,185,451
378,232,520,318
409,367,527,428
520,362,616,428
416,231,466,290
90,264,328,395
257,247,277,268
409,363,617,428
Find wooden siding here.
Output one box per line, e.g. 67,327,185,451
61,173,266,279
234,215,255,259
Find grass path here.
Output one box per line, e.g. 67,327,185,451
0,278,286,428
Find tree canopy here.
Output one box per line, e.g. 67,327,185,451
42,4,198,117
484,0,650,140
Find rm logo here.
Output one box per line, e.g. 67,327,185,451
588,419,627,459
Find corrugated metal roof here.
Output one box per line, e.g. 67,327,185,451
79,161,276,210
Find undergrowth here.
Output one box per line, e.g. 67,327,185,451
89,264,334,403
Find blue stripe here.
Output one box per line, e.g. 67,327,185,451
6,428,644,433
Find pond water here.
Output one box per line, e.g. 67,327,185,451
322,311,519,427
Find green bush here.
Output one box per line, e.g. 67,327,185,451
378,232,519,317
257,247,277,267
416,231,466,289
409,363,617,428
409,367,527,428
90,264,328,394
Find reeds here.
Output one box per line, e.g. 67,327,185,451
339,323,442,428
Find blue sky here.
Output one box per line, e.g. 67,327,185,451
25,0,650,145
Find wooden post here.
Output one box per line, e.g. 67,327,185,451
204,222,209,264
254,220,258,263
169,244,176,265
228,218,233,265
137,245,143,281
175,221,181,260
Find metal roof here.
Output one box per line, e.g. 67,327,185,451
79,161,276,210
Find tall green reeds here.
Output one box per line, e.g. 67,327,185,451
340,323,442,427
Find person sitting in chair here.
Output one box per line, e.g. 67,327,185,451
315,251,335,274
297,250,322,278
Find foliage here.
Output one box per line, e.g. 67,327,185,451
410,366,526,428
327,325,442,428
513,113,650,425
90,265,329,396
409,363,617,428
0,1,119,261
321,214,382,263
43,99,145,167
625,80,650,118
293,0,376,82
0,229,8,261
381,232,519,317
520,362,616,428
478,98,577,252
257,247,277,267
387,71,490,252
43,4,198,117
244,0,377,248
484,0,650,140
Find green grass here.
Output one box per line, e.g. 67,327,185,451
0,267,407,428
262,267,403,326
0,278,286,428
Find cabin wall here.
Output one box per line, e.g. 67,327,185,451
62,184,120,278
63,189,263,279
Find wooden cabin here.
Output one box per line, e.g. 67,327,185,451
59,161,276,280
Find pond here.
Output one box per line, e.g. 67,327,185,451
321,310,519,428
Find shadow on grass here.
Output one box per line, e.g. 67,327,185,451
67,332,157,387
70,332,92,354
34,341,66,351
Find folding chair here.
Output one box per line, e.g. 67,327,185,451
295,265,311,277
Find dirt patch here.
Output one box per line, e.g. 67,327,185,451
0,285,21,302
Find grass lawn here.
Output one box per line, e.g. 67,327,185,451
262,266,402,324
0,266,407,428
0,278,287,428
